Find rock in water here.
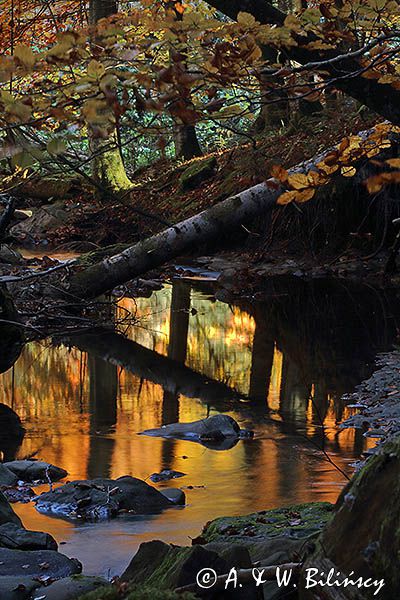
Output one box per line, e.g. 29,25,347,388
0,547,81,579
3,460,67,483
150,469,186,483
35,476,182,521
120,540,257,598
160,488,186,505
31,575,108,600
0,464,18,488
140,414,253,449
0,491,22,527
0,522,57,551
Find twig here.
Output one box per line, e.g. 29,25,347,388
0,260,77,283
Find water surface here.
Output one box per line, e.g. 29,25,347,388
0,278,396,577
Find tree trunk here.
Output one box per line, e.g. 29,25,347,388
174,124,203,160
205,0,400,125
88,0,132,195
64,126,382,300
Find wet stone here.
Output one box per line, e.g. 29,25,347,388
31,575,108,600
141,414,253,449
150,469,186,483
0,547,82,579
0,523,57,551
3,461,67,484
35,476,177,521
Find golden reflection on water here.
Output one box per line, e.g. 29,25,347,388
0,284,374,575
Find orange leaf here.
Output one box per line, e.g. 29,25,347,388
271,164,289,183
295,188,316,203
386,158,400,168
277,190,297,205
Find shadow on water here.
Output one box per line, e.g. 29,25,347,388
0,276,399,575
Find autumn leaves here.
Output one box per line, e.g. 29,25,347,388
271,123,400,205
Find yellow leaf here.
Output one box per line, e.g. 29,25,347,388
366,175,383,194
237,12,257,28
277,190,297,205
307,170,327,185
341,166,357,177
284,15,302,32
14,45,36,68
295,188,315,203
386,158,400,168
287,172,309,190
317,162,339,176
87,60,106,80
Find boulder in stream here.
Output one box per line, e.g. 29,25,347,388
3,460,67,484
150,469,186,483
120,539,258,599
195,501,334,547
0,522,57,551
0,547,81,580
31,575,108,600
140,415,253,449
35,476,183,521
0,491,22,527
0,464,19,488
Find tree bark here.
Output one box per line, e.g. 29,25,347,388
64,126,382,299
174,124,203,160
205,0,400,125
88,0,133,195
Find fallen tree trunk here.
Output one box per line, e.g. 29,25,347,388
63,126,388,300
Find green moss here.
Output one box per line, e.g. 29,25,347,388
77,243,132,266
198,502,334,544
179,157,217,190
79,583,196,600
92,132,133,196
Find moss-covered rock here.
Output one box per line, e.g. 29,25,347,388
119,540,257,598
300,434,400,599
179,157,217,190
195,502,334,545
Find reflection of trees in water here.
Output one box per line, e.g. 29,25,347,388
0,276,397,485
87,356,118,479
161,282,191,468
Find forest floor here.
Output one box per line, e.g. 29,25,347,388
8,102,378,252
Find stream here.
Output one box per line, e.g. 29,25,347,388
0,276,398,578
